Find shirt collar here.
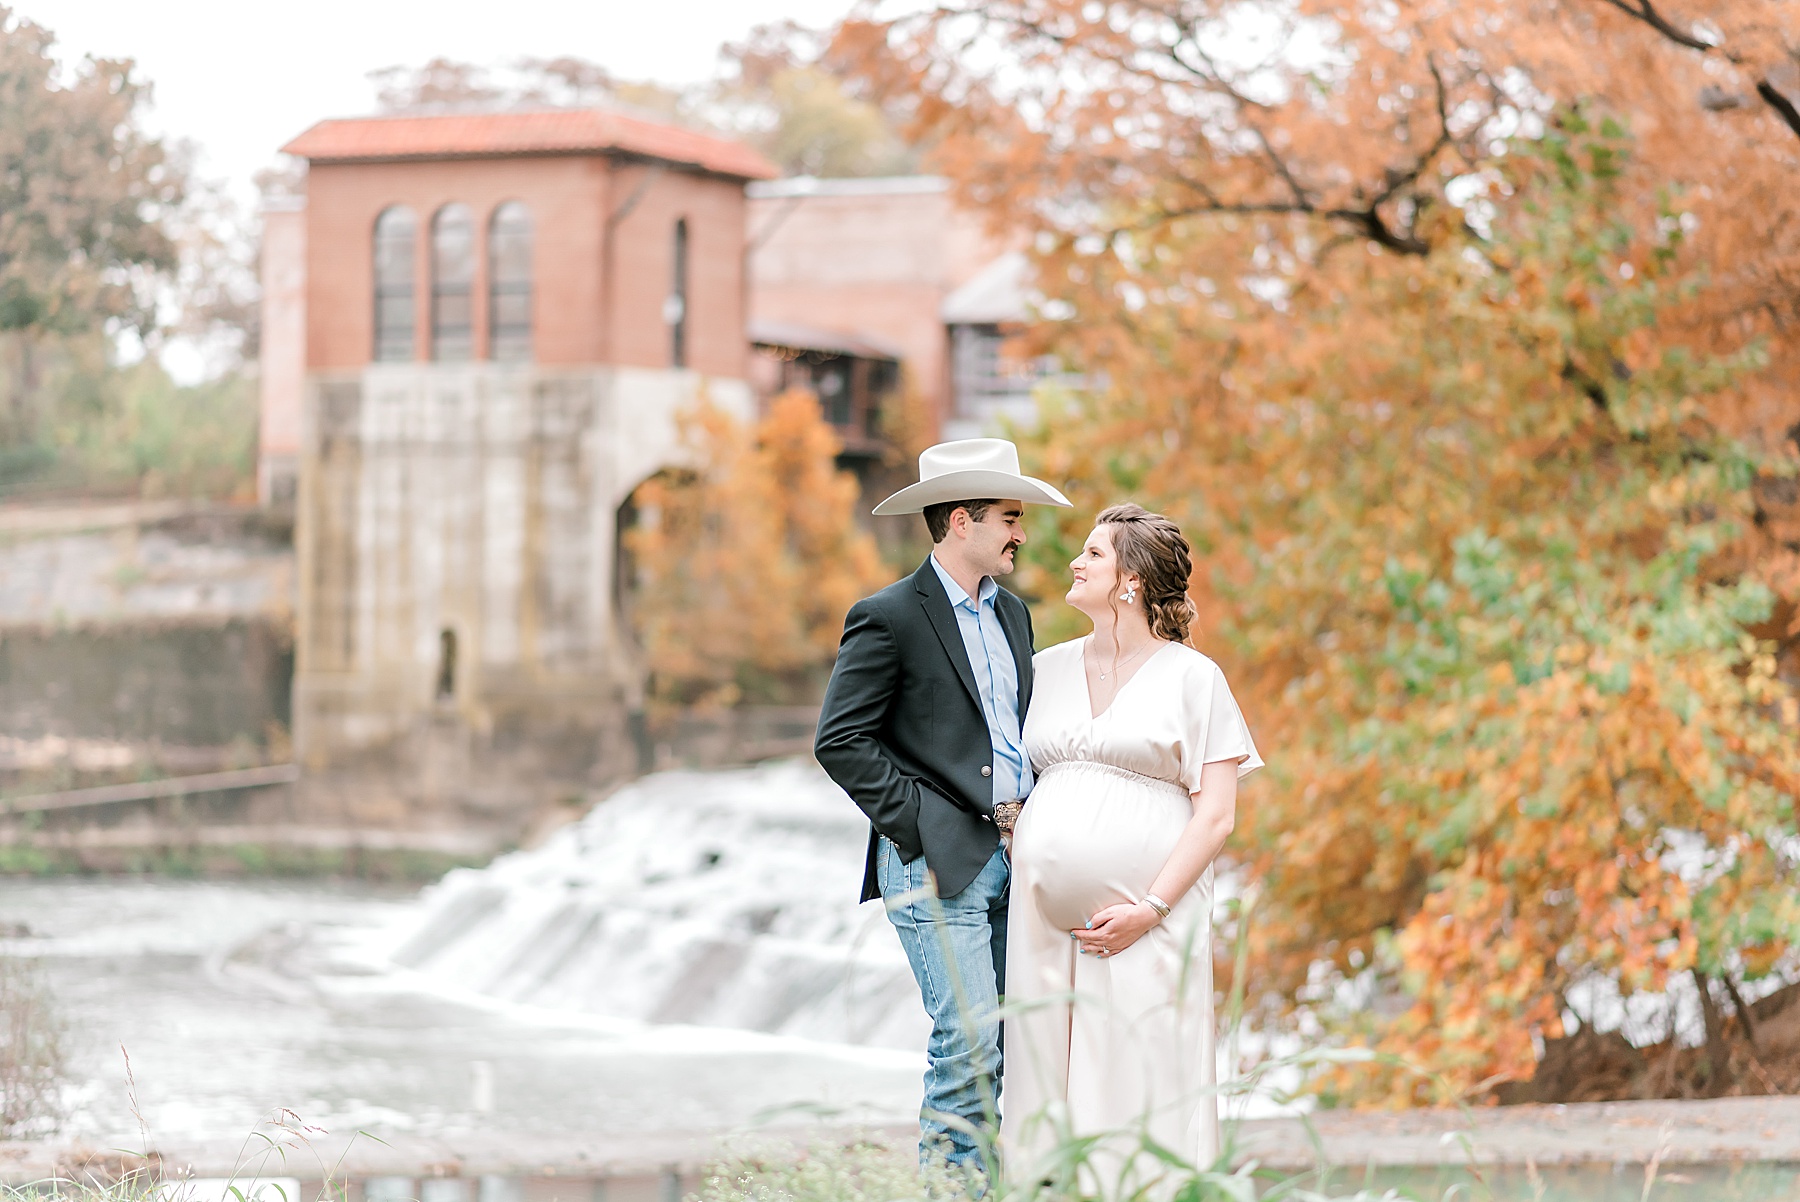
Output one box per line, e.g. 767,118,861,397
929,552,996,610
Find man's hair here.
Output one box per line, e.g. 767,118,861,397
922,498,999,543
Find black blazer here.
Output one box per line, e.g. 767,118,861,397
815,557,1035,902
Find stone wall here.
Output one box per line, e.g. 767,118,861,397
0,502,295,793
294,360,754,833
0,494,828,865
0,620,291,749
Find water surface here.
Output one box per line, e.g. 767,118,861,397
7,873,919,1148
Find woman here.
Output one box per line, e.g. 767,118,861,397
1002,503,1261,1191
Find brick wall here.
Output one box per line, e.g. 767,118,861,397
747,179,1008,425
302,156,747,378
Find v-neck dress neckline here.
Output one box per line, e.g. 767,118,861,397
1081,634,1175,721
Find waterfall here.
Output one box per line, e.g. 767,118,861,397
385,760,930,1049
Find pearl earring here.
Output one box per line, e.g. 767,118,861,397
1120,583,1137,604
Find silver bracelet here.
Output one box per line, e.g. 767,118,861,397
1141,892,1172,919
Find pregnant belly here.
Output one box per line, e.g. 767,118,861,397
1014,763,1191,933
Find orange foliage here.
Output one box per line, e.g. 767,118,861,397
626,390,894,713
837,1,1800,1103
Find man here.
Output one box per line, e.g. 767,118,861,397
814,438,1072,1173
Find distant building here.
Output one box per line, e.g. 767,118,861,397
266,108,775,819
746,176,1051,449
940,251,1055,440
254,121,1077,820
747,319,902,464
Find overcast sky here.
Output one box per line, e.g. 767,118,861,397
20,0,860,198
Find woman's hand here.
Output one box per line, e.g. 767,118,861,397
1071,900,1160,958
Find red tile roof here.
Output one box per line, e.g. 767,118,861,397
281,108,778,180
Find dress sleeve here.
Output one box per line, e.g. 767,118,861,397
1178,654,1264,791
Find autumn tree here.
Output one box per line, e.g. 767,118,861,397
0,6,181,442
0,8,177,337
839,1,1800,1101
369,56,694,124
719,23,920,177
0,7,253,501
625,391,894,713
369,35,921,180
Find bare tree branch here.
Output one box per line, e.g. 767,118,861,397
1755,78,1800,141
1595,0,1800,142
1595,0,1715,52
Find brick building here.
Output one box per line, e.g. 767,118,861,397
255,106,1070,826
745,176,1044,448
265,109,775,823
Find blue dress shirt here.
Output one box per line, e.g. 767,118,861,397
929,554,1033,805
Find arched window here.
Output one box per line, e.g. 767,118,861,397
431,203,475,361
667,218,689,369
372,206,416,362
487,202,533,362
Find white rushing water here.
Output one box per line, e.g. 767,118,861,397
1,781,924,1146
384,760,930,1049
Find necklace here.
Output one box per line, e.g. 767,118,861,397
1096,636,1155,681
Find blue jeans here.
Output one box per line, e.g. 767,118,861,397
877,836,1009,1175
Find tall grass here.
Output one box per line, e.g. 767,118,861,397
695,1137,1799,1202
5,1105,367,1202
689,888,1646,1202
0,954,64,1137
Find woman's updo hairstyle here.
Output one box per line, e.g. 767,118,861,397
1096,502,1197,645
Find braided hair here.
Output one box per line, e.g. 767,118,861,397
1096,503,1197,645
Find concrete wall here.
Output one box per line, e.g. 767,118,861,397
0,503,296,791
259,202,307,506
294,361,752,824
0,621,291,749
747,178,1007,427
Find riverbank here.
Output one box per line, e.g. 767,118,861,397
9,870,1800,1202
0,823,493,881
7,1098,1800,1202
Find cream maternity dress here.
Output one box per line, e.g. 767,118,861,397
1002,637,1262,1190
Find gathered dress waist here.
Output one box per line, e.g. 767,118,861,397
1034,758,1189,799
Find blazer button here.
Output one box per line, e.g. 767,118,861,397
980,766,992,778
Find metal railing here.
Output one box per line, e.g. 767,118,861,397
0,763,300,814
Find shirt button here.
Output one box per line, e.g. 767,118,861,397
980,766,992,778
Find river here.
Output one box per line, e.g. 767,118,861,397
7,762,924,1149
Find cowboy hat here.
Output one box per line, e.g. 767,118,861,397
872,438,1073,516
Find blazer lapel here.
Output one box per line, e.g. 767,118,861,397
914,559,982,711
998,592,1033,716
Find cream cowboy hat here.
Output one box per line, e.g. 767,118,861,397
872,438,1073,516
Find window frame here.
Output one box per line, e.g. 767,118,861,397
430,202,476,362
487,201,533,363
372,206,417,363
668,218,689,369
